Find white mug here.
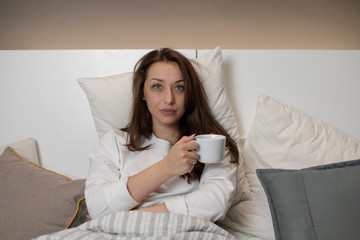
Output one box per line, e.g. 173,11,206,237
195,134,226,164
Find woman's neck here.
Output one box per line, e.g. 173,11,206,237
152,125,179,145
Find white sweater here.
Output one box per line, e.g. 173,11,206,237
85,129,237,222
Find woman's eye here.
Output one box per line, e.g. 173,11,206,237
152,84,162,89
175,85,185,91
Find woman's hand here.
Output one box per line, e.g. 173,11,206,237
161,134,199,176
127,135,198,204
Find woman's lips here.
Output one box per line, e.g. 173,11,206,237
161,109,176,116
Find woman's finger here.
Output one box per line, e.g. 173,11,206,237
186,151,199,160
184,141,198,151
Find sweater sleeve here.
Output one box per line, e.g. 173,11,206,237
85,130,139,219
164,150,237,222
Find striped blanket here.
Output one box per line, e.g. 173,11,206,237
34,211,236,240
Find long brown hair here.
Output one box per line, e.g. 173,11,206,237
123,48,239,183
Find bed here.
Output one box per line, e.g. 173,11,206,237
1,47,360,240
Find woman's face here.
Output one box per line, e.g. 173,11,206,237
143,61,186,131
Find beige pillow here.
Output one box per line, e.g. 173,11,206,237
0,147,86,240
0,138,40,165
77,47,240,141
228,95,360,240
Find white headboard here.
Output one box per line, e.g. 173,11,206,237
1,49,359,178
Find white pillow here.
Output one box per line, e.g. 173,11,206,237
77,47,252,204
77,47,239,139
78,72,133,137
227,95,360,240
0,138,40,165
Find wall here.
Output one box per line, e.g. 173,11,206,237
1,49,359,178
1,0,360,50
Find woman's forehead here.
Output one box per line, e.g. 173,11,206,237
146,61,183,81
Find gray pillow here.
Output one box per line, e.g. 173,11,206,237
256,159,360,240
0,147,87,240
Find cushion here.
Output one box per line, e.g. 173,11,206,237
257,159,360,240
77,47,252,204
0,138,40,165
226,95,360,240
78,72,133,137
77,47,239,141
0,147,87,240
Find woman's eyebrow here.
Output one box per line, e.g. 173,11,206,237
149,78,184,82
149,78,164,82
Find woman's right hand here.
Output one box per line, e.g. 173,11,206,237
128,134,199,204
162,134,199,176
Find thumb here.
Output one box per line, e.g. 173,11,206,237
181,134,196,143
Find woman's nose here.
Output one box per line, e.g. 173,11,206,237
164,88,175,104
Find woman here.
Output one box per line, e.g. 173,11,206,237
85,48,239,222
